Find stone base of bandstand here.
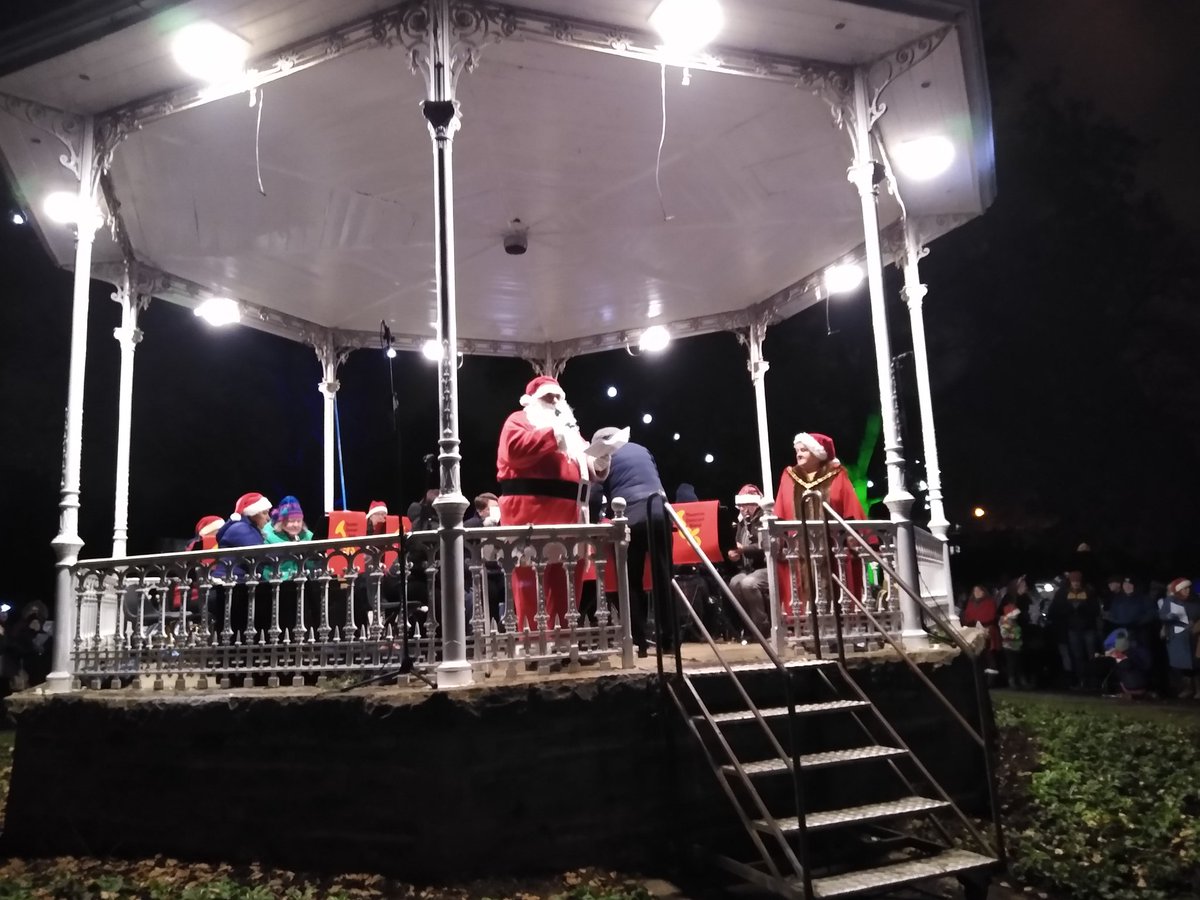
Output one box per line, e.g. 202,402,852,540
1,644,991,884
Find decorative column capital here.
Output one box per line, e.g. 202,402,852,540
901,281,928,309
847,160,883,197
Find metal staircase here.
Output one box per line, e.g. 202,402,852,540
647,495,1003,899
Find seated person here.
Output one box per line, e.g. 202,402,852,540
727,484,770,637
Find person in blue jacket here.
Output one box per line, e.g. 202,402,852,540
211,492,272,638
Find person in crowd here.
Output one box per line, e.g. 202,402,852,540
406,488,439,531
366,499,390,535
1108,577,1158,652
594,427,670,657
262,495,313,578
1007,576,1045,688
1102,628,1152,699
211,493,272,637
727,484,770,637
675,483,699,503
496,376,604,632
773,432,866,614
465,492,506,633
1047,570,1101,690
1160,578,1200,699
186,516,224,552
961,585,1001,675
998,592,1026,688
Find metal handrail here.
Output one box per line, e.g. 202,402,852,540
805,496,1006,863
646,495,815,897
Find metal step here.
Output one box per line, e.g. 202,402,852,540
702,700,870,724
688,658,836,676
760,796,950,833
723,745,906,776
808,848,996,898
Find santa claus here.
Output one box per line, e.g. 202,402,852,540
496,376,604,631
774,432,867,617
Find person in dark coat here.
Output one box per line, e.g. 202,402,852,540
1047,570,1102,690
593,428,669,656
212,492,272,638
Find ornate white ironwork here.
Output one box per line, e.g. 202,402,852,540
0,92,86,177
69,519,632,689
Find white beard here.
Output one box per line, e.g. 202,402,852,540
524,396,560,431
524,397,590,483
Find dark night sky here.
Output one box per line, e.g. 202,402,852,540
2,0,1199,608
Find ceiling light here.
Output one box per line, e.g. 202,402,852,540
421,339,443,362
673,433,681,441
893,135,955,181
972,506,986,519
649,0,725,55
171,21,250,84
193,297,241,327
638,325,671,353
824,263,864,295
385,346,397,359
704,453,714,464
607,386,618,398
10,212,25,225
43,190,99,226
642,413,653,424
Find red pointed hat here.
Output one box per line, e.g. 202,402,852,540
367,500,388,517
230,492,271,520
1169,578,1193,596
520,375,564,407
793,432,836,463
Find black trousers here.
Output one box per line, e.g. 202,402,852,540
626,508,673,651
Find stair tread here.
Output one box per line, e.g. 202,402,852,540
760,796,950,832
808,849,996,898
704,700,870,723
688,658,835,676
723,745,906,775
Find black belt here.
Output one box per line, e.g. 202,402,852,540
499,477,581,502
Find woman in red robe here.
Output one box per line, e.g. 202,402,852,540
773,432,867,618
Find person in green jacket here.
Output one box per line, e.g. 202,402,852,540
261,495,313,580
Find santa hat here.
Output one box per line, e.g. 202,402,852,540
793,432,838,465
1169,578,1193,596
195,515,224,538
735,484,763,506
230,492,271,521
367,500,388,518
273,495,303,523
519,375,564,407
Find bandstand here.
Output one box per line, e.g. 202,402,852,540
0,2,1003,897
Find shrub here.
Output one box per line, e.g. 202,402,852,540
996,698,1200,900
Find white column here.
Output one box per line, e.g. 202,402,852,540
424,0,472,688
901,221,953,608
318,360,339,514
111,266,143,558
847,72,921,642
47,119,100,692
746,320,774,504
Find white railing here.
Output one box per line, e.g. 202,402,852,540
69,519,632,690
766,519,907,649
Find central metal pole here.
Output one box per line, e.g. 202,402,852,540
901,220,953,613
47,119,99,692
746,320,774,504
424,0,471,688
111,264,142,558
847,71,920,643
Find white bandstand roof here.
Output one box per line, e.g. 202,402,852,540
0,0,993,359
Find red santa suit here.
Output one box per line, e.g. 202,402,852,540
773,433,867,617
496,376,591,631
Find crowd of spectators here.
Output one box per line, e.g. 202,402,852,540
957,545,1198,700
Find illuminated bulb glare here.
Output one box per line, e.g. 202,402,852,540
421,339,443,362
972,506,986,519
649,0,725,55
642,413,653,425
385,346,397,359
1040,583,1055,594
42,190,101,226
673,433,680,441
703,453,714,464
606,386,618,398
193,297,241,327
638,324,671,353
866,479,875,489
11,213,24,225
171,21,249,84
824,263,865,295
893,135,955,181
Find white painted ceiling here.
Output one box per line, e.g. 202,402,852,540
0,0,992,352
